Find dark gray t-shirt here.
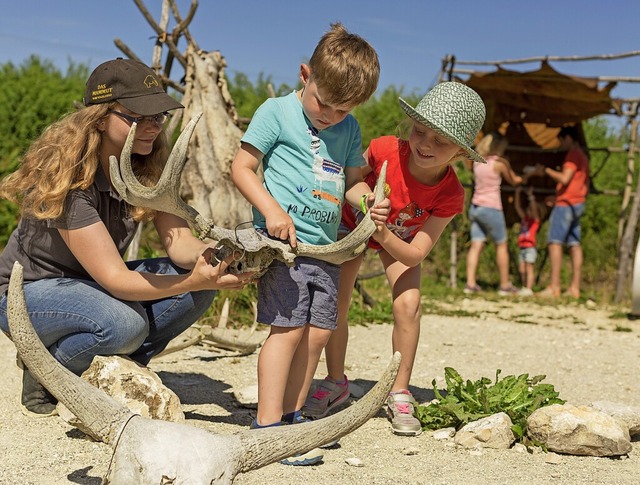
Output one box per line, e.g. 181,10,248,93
0,167,138,294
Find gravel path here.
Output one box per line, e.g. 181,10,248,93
0,296,638,484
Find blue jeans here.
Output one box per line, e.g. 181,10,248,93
469,204,507,244
0,258,215,375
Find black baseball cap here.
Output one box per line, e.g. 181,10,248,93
83,58,183,115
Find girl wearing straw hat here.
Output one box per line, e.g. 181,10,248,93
303,81,486,436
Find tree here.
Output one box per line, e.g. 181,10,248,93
0,57,87,244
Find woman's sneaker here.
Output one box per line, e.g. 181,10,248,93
463,284,482,294
386,390,422,436
302,375,349,419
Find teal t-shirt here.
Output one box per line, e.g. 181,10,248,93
241,91,365,245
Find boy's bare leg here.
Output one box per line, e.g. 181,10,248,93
256,326,304,425
286,324,332,413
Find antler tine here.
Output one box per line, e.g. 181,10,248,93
109,113,204,228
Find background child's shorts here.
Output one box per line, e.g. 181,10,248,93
547,203,585,246
469,204,507,244
257,256,340,330
519,247,538,264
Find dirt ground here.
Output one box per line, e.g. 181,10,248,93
0,295,639,485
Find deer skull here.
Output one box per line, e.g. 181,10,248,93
6,261,401,484
109,113,387,274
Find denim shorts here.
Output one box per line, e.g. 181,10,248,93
257,256,340,330
547,203,585,246
469,204,507,244
519,247,538,264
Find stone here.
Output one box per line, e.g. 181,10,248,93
527,403,632,456
58,355,184,439
589,401,640,436
233,384,258,408
433,427,456,440
454,412,515,449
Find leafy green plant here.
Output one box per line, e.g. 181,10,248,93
415,367,565,442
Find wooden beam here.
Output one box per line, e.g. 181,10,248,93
450,50,640,66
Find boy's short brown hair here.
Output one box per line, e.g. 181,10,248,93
308,23,379,107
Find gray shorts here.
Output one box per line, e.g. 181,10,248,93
519,247,538,264
257,257,340,330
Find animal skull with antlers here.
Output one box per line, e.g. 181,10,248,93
6,262,400,484
109,112,387,274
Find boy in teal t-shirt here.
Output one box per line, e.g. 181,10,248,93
231,23,388,465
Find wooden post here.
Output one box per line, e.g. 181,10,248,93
615,106,640,302
449,219,458,288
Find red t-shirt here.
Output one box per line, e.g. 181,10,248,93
342,136,465,250
556,148,589,206
517,215,540,248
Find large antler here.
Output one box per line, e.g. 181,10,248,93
109,113,387,273
7,261,401,484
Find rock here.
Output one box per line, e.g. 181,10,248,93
58,355,184,439
527,404,632,456
433,427,456,440
544,452,563,464
454,412,515,449
401,447,420,455
589,401,640,436
345,457,364,467
512,443,528,453
233,384,258,408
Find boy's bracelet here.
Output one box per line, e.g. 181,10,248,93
360,193,371,213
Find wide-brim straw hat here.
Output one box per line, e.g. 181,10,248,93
399,81,486,163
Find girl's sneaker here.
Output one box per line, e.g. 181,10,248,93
386,390,422,436
302,375,349,419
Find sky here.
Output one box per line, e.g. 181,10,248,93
1,0,640,107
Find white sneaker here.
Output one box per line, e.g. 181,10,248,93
518,287,534,296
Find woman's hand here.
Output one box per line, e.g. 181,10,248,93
195,247,256,290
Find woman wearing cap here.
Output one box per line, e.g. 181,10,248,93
303,82,486,437
0,58,254,417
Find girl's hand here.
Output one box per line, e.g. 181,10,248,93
368,195,390,229
265,210,297,249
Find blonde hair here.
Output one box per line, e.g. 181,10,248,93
475,131,508,157
308,22,380,107
0,103,169,222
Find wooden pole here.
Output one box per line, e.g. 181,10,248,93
451,50,640,66
615,108,640,303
